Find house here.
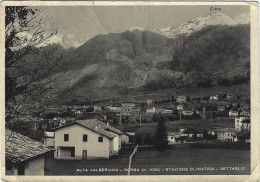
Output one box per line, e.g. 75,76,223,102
179,128,203,138
147,99,153,105
240,110,250,117
229,110,239,118
182,110,193,116
108,104,122,112
53,119,123,160
235,116,250,131
167,132,178,145
146,107,172,114
121,102,141,113
235,116,246,130
5,129,54,175
146,107,156,113
176,96,187,103
53,117,67,126
207,128,217,136
176,105,184,111
241,118,251,131
214,128,238,142
93,106,102,112
121,132,130,144
234,131,250,142
43,131,55,147
75,108,84,116
210,95,219,101
123,132,135,143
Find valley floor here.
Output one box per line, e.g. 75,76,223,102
45,143,250,175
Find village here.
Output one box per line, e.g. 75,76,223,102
5,92,250,175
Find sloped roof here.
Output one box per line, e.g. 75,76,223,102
54,119,122,139
242,119,250,123
214,128,238,133
79,119,123,135
181,128,202,134
110,103,122,107
236,131,250,138
5,129,54,164
44,131,55,138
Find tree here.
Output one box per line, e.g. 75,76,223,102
152,113,158,122
135,135,142,146
5,7,61,132
144,133,153,145
154,113,168,151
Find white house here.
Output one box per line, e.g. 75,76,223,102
240,110,250,117
146,107,172,114
146,107,156,113
5,129,54,176
210,95,219,101
75,108,84,116
176,105,184,111
93,106,102,112
53,119,123,160
179,128,203,138
147,99,153,105
121,102,141,113
176,96,187,103
108,104,122,112
121,132,130,144
235,116,245,130
182,110,193,116
167,132,178,145
214,128,238,142
235,116,250,131
229,110,239,118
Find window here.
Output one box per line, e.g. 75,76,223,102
83,135,88,142
64,134,69,141
98,136,103,142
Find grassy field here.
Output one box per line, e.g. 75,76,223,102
115,118,234,135
45,143,250,175
130,143,250,175
45,148,133,175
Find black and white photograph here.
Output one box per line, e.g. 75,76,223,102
1,2,259,181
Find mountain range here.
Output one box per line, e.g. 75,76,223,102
35,13,250,101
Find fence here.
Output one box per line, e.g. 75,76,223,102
127,144,139,175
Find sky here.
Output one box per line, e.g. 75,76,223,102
39,5,249,40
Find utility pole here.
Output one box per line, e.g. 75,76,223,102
120,113,122,125
211,111,212,125
139,113,142,126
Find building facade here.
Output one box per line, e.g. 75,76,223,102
5,130,54,176
235,116,250,131
54,119,122,160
